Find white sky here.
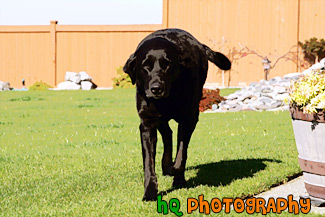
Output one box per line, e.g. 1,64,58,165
0,0,163,25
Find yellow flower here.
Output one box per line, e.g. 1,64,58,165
289,69,325,113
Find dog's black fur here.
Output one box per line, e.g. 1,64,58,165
123,29,231,201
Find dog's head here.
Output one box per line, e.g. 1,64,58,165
123,38,180,99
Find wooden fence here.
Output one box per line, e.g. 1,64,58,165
0,0,324,88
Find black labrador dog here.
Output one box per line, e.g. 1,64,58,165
123,29,231,201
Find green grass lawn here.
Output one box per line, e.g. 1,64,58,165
219,88,241,97
0,89,318,216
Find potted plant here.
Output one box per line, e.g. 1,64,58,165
289,68,325,205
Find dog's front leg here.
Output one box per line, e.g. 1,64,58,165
171,115,198,187
158,121,173,176
140,123,158,201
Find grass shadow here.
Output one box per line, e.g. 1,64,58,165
159,158,281,196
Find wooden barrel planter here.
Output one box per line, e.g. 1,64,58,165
290,104,325,202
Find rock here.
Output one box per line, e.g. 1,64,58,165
65,71,93,83
261,92,273,98
310,62,324,71
222,104,231,109
243,98,251,104
283,72,302,80
258,97,273,104
226,93,238,100
278,81,291,87
57,81,81,90
281,105,290,111
227,99,240,106
251,100,263,107
79,71,92,81
267,105,289,111
273,93,289,101
228,105,243,112
302,68,312,75
261,80,270,86
238,92,254,101
273,86,287,94
269,76,282,84
206,58,324,113
320,58,325,68
61,71,96,90
253,86,262,93
269,100,283,109
81,81,94,90
228,103,237,108
65,71,81,84
302,59,325,75
255,104,270,110
261,86,273,93
241,104,256,111
0,81,10,91
212,104,218,111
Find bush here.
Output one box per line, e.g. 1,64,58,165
29,81,52,91
112,66,133,88
199,88,225,112
289,69,325,113
298,37,325,64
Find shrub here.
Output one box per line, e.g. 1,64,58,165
298,37,325,64
29,81,52,91
112,66,133,88
289,69,325,113
199,88,225,112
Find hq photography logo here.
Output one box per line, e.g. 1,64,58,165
157,195,311,216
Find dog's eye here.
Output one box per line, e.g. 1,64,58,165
142,60,153,71
143,64,152,71
159,58,170,70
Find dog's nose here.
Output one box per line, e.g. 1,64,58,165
150,85,163,95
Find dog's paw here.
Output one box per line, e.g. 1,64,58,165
172,176,186,188
143,179,158,202
142,192,157,201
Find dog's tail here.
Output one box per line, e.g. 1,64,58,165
203,45,231,70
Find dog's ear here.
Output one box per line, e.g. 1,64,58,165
123,54,137,85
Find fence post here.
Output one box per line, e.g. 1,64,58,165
50,20,58,86
162,0,169,28
296,0,301,72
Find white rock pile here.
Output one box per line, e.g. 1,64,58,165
209,58,325,112
0,81,10,91
56,71,97,90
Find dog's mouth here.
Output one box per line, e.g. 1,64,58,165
145,89,170,99
146,92,167,99
151,95,163,99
